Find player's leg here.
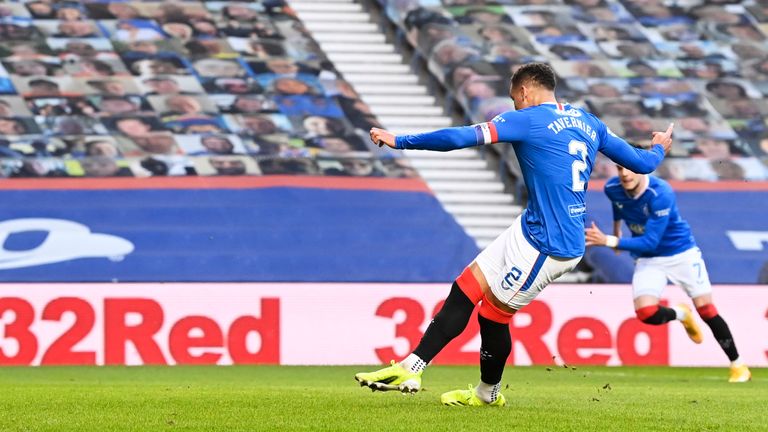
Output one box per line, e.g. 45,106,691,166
442,217,579,406
440,288,515,406
355,225,511,393
353,272,480,392
671,248,751,382
632,258,701,341
692,294,750,382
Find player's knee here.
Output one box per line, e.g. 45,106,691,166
478,295,514,324
455,267,484,305
696,303,718,320
636,305,661,324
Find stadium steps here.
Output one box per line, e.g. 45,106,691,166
343,74,419,84
409,159,488,169
367,105,444,116
334,63,411,74
290,0,522,249
428,181,504,193
436,192,514,204
362,95,436,105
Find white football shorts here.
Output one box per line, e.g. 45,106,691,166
632,246,712,299
475,215,581,311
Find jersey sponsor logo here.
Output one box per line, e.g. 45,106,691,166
473,121,498,145
654,208,671,217
568,204,587,217
0,218,134,270
491,114,505,123
629,223,645,235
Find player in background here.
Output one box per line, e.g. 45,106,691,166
354,63,675,406
585,166,751,383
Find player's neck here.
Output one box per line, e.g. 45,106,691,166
533,92,557,106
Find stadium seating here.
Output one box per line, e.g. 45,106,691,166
0,0,414,179
374,0,768,181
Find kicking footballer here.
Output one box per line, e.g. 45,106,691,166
355,63,676,406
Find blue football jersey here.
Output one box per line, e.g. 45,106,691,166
395,102,665,258
605,175,696,258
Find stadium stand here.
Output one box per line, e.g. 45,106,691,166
0,0,415,179
371,0,768,182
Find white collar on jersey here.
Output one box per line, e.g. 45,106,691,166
541,101,570,111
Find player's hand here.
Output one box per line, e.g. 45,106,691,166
585,222,607,246
651,123,674,155
369,128,397,149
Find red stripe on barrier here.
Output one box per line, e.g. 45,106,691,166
0,176,433,193
589,179,768,191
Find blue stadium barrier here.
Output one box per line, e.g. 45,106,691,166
0,182,479,282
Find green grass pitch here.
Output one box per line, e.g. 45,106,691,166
0,365,764,431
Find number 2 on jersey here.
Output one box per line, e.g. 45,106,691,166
569,140,588,192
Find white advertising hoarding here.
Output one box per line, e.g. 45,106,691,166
0,283,765,366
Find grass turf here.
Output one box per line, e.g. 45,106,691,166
0,365,764,431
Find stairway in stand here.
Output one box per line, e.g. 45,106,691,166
289,0,522,248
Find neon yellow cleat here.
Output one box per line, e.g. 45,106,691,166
354,361,422,393
440,385,506,407
678,304,703,344
729,365,752,383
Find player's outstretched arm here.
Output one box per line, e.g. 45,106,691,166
586,207,670,254
370,126,483,152
600,123,674,174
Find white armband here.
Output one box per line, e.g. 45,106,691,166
605,235,619,248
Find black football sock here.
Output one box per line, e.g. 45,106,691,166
703,315,740,362
638,305,677,325
478,314,511,387
412,282,474,363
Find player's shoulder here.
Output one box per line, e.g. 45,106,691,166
576,107,602,124
647,175,675,199
604,176,623,195
490,108,529,123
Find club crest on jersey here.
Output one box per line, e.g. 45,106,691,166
558,109,582,117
